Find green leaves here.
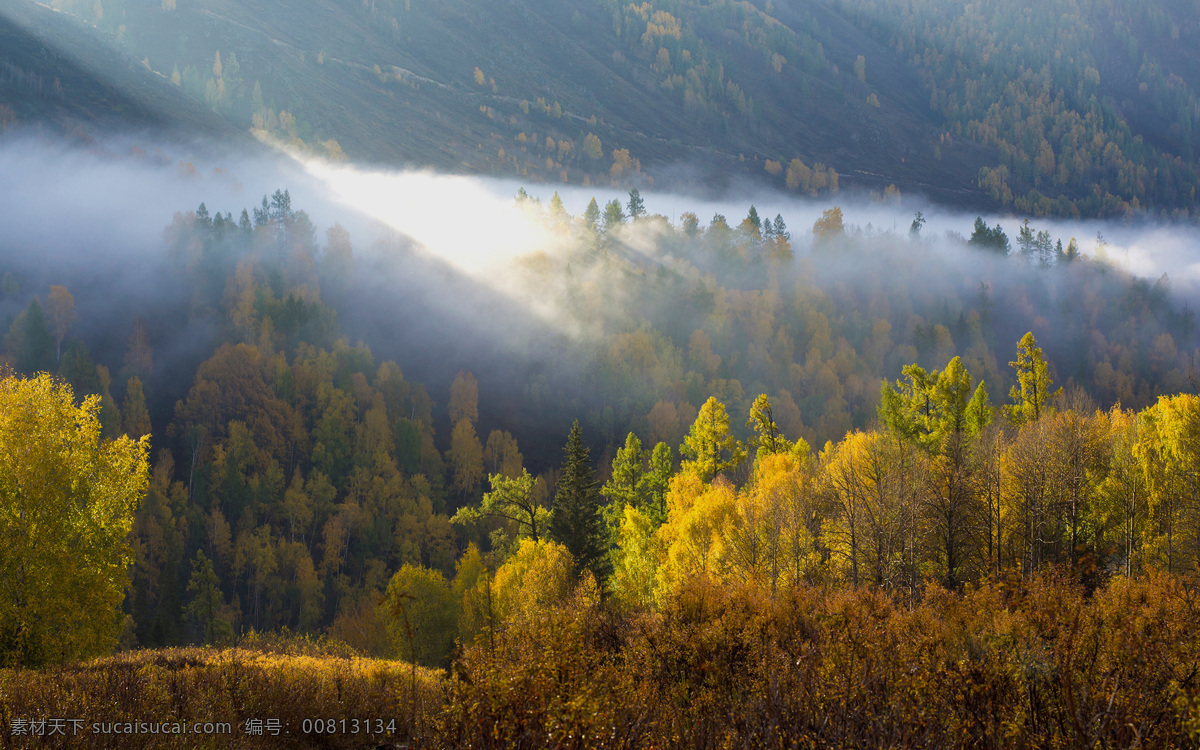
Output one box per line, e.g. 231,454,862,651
880,356,992,454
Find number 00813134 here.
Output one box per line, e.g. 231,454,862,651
300,718,397,734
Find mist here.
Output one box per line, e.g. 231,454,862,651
3,131,1200,460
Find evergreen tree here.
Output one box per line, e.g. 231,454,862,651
968,217,1009,253
910,210,925,238
746,205,761,234
17,298,55,374
186,549,224,645
601,432,646,512
58,340,101,397
639,442,673,526
627,188,645,219
602,199,626,232
582,198,601,233
772,214,789,241
681,397,746,482
1016,219,1035,259
549,421,611,587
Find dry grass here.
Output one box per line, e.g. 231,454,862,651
0,640,442,749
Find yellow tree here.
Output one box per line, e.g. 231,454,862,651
0,371,150,665
1094,407,1147,576
1006,332,1060,425
680,396,746,483
1134,394,1200,573
656,474,738,595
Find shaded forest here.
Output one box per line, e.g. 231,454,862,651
1,185,1198,658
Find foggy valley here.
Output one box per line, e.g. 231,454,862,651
3,0,1200,747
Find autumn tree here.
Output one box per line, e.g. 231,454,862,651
681,397,746,483
449,419,484,499
383,564,457,666
124,316,154,381
812,207,845,242
0,371,150,665
747,393,786,460
880,356,990,587
1006,332,1060,425
449,371,479,426
45,285,75,362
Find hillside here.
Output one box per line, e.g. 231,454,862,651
4,0,1198,216
0,1,242,141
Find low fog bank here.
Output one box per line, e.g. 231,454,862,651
2,131,1200,457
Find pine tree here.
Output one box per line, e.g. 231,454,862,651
627,187,645,219
17,298,55,375
583,198,601,233
549,421,611,587
602,199,626,232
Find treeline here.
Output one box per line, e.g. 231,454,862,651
514,188,1195,457
388,334,1200,667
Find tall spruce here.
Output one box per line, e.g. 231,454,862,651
550,421,612,587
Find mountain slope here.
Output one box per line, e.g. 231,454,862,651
0,1,242,140
4,0,1199,216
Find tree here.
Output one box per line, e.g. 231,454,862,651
383,564,457,666
582,198,601,233
640,442,673,525
681,397,746,482
453,469,549,543
909,211,925,239
549,421,611,586
448,419,484,498
968,217,1010,254
601,432,646,512
1016,219,1035,259
121,376,152,440
1006,332,1060,425
582,133,603,161
0,372,150,665
185,549,226,645
747,394,786,460
602,199,626,232
124,316,154,381
58,340,101,397
812,207,844,242
9,298,55,374
449,370,479,426
46,286,75,362
627,188,645,219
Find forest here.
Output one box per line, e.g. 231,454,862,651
2,181,1200,744
6,0,1200,216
